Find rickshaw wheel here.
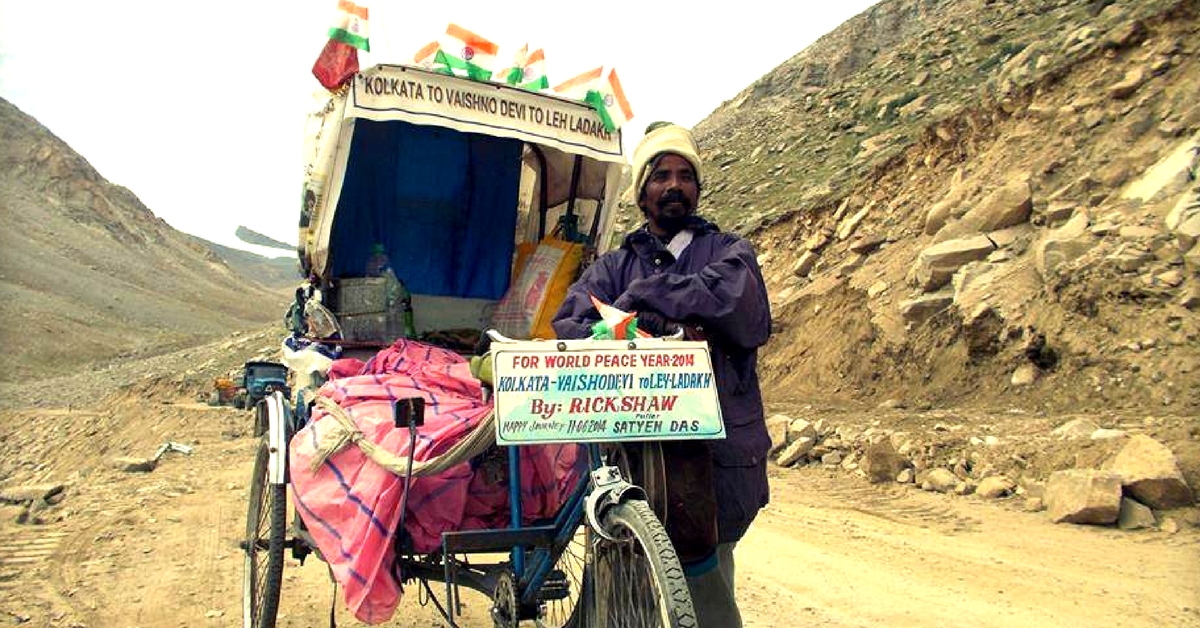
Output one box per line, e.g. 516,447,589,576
590,500,696,628
243,434,286,628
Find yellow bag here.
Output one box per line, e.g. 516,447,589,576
492,238,583,339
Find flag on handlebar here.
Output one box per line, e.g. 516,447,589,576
434,23,498,81
312,0,370,90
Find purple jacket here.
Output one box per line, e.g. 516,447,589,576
551,217,772,543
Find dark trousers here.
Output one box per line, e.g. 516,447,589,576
686,542,742,628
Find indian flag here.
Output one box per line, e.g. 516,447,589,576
588,294,649,340
312,1,370,90
412,40,439,70
584,67,634,133
434,23,498,81
497,44,549,92
552,66,602,101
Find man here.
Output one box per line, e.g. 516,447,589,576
551,122,772,627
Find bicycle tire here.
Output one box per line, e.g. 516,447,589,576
243,435,286,628
591,499,697,628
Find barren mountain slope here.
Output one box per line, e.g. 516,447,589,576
0,99,287,382
666,0,1200,416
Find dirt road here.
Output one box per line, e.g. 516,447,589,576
0,399,1197,628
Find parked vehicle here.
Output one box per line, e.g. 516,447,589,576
235,361,289,412
244,61,715,628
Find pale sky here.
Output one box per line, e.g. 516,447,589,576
0,1,876,256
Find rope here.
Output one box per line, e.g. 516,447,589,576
308,395,497,477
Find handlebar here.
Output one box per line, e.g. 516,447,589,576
483,327,685,345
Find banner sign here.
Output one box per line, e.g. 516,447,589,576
491,339,724,445
346,64,624,162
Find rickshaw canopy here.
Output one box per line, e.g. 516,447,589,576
300,64,627,289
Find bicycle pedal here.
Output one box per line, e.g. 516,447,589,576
537,569,570,601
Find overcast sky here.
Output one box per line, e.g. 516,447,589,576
0,1,876,255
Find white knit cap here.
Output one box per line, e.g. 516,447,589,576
629,124,702,199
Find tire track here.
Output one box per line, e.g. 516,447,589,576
769,469,982,535
0,528,68,590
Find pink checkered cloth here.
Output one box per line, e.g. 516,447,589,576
289,338,582,623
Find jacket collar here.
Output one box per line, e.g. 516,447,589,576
622,216,719,253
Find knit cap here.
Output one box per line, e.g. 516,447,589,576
628,123,702,199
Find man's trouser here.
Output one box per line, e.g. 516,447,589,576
685,542,742,628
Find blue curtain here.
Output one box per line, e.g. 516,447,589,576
329,120,522,300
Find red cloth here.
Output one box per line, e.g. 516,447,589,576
312,38,359,90
289,339,582,623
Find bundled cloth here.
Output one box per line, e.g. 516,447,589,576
289,339,583,623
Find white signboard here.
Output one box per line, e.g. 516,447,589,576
346,64,625,162
491,339,724,445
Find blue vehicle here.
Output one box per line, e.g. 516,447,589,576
236,361,290,416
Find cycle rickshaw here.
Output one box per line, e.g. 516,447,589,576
242,62,724,628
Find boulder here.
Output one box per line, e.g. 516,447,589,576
976,475,1016,499
837,203,872,240
923,468,959,493
1107,66,1147,100
909,235,996,291
787,418,817,442
766,414,792,455
792,250,820,278
777,437,815,467
1116,498,1157,530
899,292,954,325
924,198,957,235
1011,364,1038,386
1035,211,1096,279
1107,435,1194,509
862,439,910,484
934,180,1032,242
1045,469,1122,524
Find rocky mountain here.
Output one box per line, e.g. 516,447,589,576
234,225,294,252
190,234,300,289
638,0,1199,415
0,98,287,382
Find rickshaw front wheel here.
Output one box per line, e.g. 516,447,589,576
590,500,697,628
243,434,286,628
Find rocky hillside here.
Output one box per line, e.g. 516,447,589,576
0,98,287,382
650,0,1199,415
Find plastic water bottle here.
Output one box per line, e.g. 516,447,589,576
365,244,390,277
365,244,416,339
396,279,417,339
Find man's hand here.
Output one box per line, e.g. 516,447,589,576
636,311,682,337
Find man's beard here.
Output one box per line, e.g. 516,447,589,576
655,213,690,234
654,190,692,233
